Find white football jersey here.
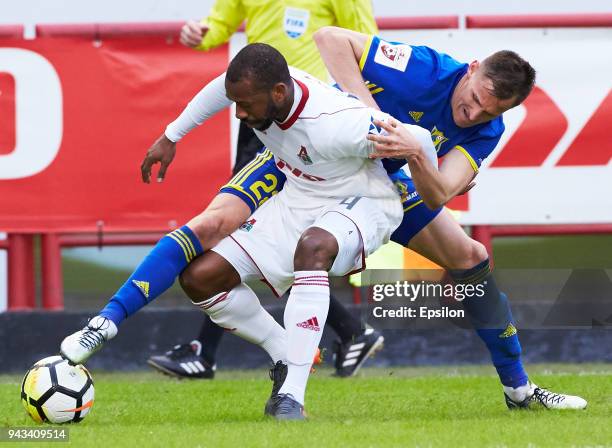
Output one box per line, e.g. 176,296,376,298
165,67,438,232
252,68,403,227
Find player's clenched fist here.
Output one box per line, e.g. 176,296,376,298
141,134,176,183
180,20,209,48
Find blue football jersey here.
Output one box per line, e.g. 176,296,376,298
360,36,505,174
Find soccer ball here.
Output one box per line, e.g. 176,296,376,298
21,356,94,423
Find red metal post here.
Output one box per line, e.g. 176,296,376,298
41,233,64,310
466,13,612,29
487,223,612,237
59,232,163,247
7,234,35,310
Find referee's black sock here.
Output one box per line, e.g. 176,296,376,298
326,295,363,343
196,315,225,365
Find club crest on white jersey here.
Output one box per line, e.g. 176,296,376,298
297,146,313,165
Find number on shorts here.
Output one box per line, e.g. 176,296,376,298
339,196,362,210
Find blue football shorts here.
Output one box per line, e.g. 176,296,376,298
387,169,443,246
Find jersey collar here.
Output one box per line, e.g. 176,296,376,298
277,78,309,130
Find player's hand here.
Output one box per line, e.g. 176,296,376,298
367,117,423,160
180,20,209,48
141,134,177,184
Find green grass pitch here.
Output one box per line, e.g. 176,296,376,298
1,364,611,448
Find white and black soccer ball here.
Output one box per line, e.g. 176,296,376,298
21,356,94,424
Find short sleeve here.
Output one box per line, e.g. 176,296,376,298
453,119,505,172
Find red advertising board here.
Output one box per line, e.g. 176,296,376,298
0,36,231,232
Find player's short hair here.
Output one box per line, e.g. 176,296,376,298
481,51,536,106
226,43,292,92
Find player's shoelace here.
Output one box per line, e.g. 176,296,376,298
532,387,566,407
78,329,106,350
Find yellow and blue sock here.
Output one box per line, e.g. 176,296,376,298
450,260,528,388
99,226,203,326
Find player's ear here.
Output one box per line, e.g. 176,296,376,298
467,60,480,77
271,82,289,103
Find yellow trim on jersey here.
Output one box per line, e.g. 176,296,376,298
454,145,479,174
167,233,193,263
223,183,259,209
174,229,196,260
359,35,374,71
370,87,384,95
403,199,424,213
228,149,273,186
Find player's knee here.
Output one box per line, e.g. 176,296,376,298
186,214,224,249
179,266,211,300
294,228,339,271
179,256,228,300
448,239,489,270
468,240,489,266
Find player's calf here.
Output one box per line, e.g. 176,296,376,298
98,225,205,328
190,284,287,365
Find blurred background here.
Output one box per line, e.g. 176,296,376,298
0,0,610,372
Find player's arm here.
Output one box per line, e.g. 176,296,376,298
313,27,378,109
406,149,476,209
181,0,245,50
141,73,232,183
367,118,476,209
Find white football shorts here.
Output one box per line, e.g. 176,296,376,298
211,193,399,296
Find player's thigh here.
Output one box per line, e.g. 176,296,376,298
186,194,251,251
187,149,286,250
387,171,486,269
407,209,488,270
217,195,301,297
310,197,390,276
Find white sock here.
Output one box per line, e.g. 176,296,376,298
278,271,330,405
193,284,287,363
503,381,532,402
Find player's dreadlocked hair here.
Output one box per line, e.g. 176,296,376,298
226,43,292,92
481,51,536,107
